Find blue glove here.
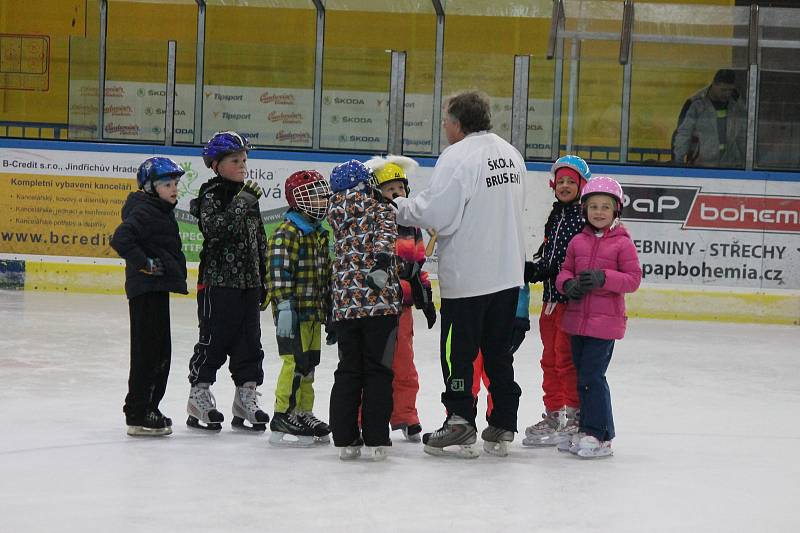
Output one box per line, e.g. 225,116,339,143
366,253,392,291
276,300,297,339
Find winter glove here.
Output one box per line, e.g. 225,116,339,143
236,179,263,207
562,278,585,300
524,261,537,284
139,257,164,276
578,270,606,291
325,315,337,346
422,286,437,329
525,261,559,284
275,300,297,339
366,253,392,291
508,317,531,355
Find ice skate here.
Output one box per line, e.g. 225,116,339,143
557,431,586,454
127,410,172,437
422,415,480,459
231,382,270,432
522,409,563,446
297,411,331,444
268,411,315,447
338,437,364,461
576,435,613,459
481,426,514,457
393,422,422,443
186,383,224,431
523,407,579,447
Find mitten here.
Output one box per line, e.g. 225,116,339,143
563,278,585,300
139,257,164,276
366,253,392,291
578,270,606,291
422,286,436,329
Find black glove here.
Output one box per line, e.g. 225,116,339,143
237,179,263,207
525,261,558,284
366,253,392,291
578,270,606,291
508,317,531,355
563,278,585,300
139,257,164,276
422,292,436,329
325,316,337,345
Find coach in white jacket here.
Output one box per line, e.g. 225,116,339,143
393,91,527,457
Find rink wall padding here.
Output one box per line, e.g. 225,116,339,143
1,139,799,325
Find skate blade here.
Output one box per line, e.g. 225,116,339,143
483,440,509,457
127,426,172,437
339,447,362,460
522,433,569,447
423,443,480,459
313,435,331,445
231,417,267,432
366,446,388,461
268,431,315,447
186,416,222,432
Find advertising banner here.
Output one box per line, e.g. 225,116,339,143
1,146,798,291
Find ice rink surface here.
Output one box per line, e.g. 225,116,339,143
1,290,798,533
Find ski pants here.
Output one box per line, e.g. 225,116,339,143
439,287,522,432
329,315,398,447
390,306,420,429
274,320,321,414
571,335,615,441
188,286,264,387
125,291,171,419
539,303,579,412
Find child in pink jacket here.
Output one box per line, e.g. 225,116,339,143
555,176,641,458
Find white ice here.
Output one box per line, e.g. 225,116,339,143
1,290,798,532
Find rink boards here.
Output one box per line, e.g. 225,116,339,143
0,139,799,325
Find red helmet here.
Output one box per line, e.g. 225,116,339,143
285,170,331,220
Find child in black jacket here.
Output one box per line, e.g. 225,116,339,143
111,156,188,436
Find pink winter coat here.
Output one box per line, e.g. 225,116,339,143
556,224,641,340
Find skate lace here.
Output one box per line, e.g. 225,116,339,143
299,412,323,428
431,415,468,439
192,387,216,410
532,412,559,431
238,386,262,415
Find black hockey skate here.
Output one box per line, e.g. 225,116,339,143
297,411,331,444
422,415,479,459
126,410,173,437
268,411,315,447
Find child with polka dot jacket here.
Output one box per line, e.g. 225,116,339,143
516,155,591,447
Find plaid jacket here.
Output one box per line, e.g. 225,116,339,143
328,184,401,321
266,210,331,322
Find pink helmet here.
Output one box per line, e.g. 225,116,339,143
580,176,623,206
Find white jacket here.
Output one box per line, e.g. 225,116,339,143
394,132,526,298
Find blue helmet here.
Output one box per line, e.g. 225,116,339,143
202,131,251,168
136,157,185,194
550,155,591,188
329,159,373,193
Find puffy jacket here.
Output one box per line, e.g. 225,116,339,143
111,191,188,299
328,183,401,321
528,201,584,304
190,176,267,289
556,224,641,340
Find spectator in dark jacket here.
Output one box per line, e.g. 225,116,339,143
111,156,188,437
